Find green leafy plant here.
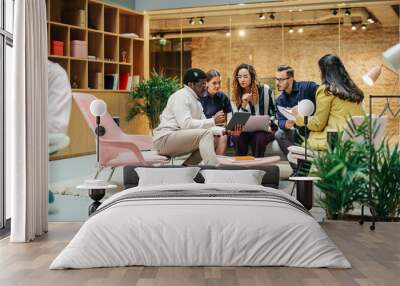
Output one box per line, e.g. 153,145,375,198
313,132,368,219
313,115,400,220
128,72,179,130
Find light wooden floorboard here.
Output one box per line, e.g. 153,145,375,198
0,221,399,286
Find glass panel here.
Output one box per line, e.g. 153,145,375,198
5,0,13,34
5,43,12,219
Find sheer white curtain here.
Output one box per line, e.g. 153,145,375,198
9,0,48,242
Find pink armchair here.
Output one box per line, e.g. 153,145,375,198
73,93,169,181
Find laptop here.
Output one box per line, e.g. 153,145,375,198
242,115,270,132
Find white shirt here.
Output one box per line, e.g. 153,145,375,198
153,85,215,142
48,60,72,134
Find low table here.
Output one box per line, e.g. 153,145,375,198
289,176,320,210
77,184,117,215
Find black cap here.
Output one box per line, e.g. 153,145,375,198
183,68,207,85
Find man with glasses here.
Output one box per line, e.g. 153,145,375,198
274,65,318,167
153,68,225,166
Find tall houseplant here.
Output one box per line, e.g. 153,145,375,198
128,72,179,130
312,115,400,220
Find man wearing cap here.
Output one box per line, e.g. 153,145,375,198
153,68,225,166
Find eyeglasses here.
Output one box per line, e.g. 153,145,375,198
275,77,290,82
236,75,250,80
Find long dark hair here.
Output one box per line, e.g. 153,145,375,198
232,63,259,107
318,54,364,103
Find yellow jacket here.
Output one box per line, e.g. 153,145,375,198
295,85,364,150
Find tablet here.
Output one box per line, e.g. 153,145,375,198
242,115,270,132
226,112,251,131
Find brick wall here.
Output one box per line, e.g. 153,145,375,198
192,25,400,142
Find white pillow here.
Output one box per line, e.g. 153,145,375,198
200,169,266,185
136,167,200,186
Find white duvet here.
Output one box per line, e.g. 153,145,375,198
50,183,350,269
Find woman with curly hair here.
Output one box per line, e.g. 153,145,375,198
231,63,277,157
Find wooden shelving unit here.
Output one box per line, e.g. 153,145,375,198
46,0,149,160
47,0,145,93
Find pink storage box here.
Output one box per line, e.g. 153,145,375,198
71,40,87,58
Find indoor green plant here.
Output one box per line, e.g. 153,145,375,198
312,132,368,219
127,72,179,130
313,115,400,220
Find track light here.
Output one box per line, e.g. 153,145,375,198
258,13,266,20
367,14,375,24
345,8,351,16
189,18,195,25
269,13,275,20
332,9,338,16
351,23,357,31
361,24,367,30
288,27,294,33
198,17,204,25
298,27,304,33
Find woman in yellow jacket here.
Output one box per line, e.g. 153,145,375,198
294,54,365,150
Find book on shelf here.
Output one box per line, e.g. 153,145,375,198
119,72,131,90
104,74,119,90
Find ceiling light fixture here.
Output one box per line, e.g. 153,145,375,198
288,27,294,33
332,9,338,16
345,8,351,16
258,13,266,20
298,8,303,12
225,32,231,37
189,18,195,25
298,27,304,33
239,29,246,37
269,13,275,20
351,23,357,31
361,24,367,30
198,17,205,25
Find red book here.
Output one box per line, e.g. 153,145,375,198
119,72,129,90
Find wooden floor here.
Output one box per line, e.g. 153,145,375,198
0,222,399,286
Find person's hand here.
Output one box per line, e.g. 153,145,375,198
213,110,225,125
291,105,298,116
241,93,252,106
285,120,296,129
230,124,242,137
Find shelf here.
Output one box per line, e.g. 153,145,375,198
70,60,88,89
71,88,131,93
119,12,143,38
88,61,104,89
50,0,86,28
104,34,118,62
88,1,104,31
104,6,118,33
119,62,132,66
49,55,69,59
49,25,68,56
119,37,132,63
88,31,103,60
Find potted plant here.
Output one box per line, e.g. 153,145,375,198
127,72,179,131
312,133,368,219
312,115,400,221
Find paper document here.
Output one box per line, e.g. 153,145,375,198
277,105,296,121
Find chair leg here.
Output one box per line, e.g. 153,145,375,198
107,167,116,182
94,166,104,179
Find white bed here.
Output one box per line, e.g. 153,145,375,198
50,183,350,269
